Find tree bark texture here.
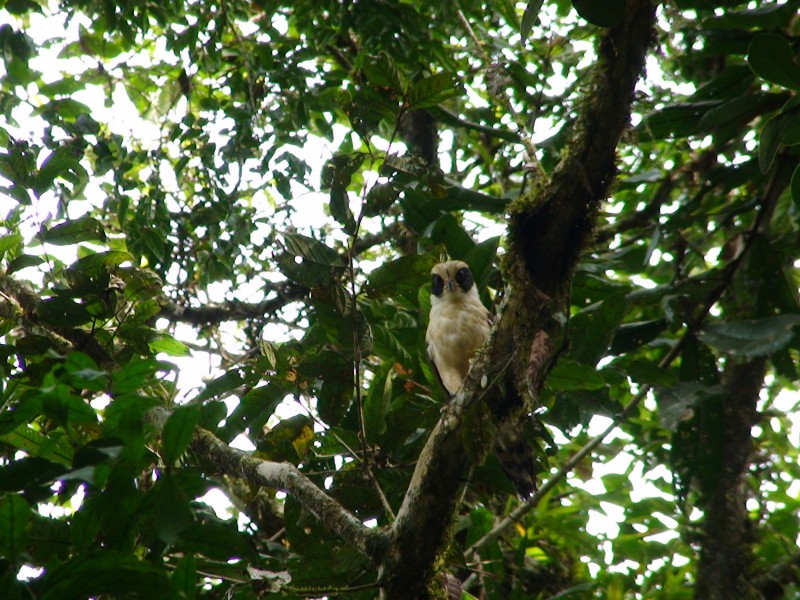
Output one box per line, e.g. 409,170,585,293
694,358,766,600
380,1,658,597
507,0,656,298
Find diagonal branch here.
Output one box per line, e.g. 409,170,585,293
0,273,116,368
378,2,658,598
188,426,389,562
508,0,657,296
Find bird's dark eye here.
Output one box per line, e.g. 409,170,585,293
455,267,473,291
431,274,444,297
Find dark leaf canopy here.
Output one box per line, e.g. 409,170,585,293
0,0,799,598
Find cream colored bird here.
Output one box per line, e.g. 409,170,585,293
425,259,538,497
425,260,491,396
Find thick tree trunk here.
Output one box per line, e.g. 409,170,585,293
694,358,766,600
379,2,658,597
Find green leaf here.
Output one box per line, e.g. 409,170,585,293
713,2,800,30
610,358,677,388
7,253,44,274
171,554,198,600
569,291,630,364
783,105,800,146
656,383,718,431
1,426,53,459
63,352,106,390
38,76,82,97
116,266,163,300
162,404,201,464
464,236,500,291
698,315,800,358
32,97,93,121
609,319,668,355
320,154,365,192
406,72,463,110
363,363,391,436
278,232,346,286
317,377,354,428
131,298,162,323
364,181,400,216
329,185,356,234
698,93,778,129
759,114,783,173
791,163,800,210
149,334,191,357
572,0,625,27
639,102,717,141
0,233,22,259
758,96,800,173
36,297,93,326
143,473,194,544
196,370,244,401
40,550,172,600
339,87,397,138
41,386,98,427
68,250,132,277
103,394,160,465
33,146,87,194
72,440,122,469
112,359,171,394
42,216,106,246
256,414,314,464
175,521,256,561
747,34,800,91
690,65,756,101
0,494,30,562
321,154,363,234
282,232,344,267
424,213,476,259
360,51,403,92
0,456,67,492
520,0,545,39
547,359,606,392
219,384,286,442
365,255,436,298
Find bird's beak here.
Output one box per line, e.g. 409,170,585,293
445,278,455,292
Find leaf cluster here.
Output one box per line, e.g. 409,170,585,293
0,0,799,598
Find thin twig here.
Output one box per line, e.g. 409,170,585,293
456,9,544,178
366,468,397,522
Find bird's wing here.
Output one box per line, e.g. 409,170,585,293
426,338,451,398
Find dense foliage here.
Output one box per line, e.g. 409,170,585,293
0,0,799,598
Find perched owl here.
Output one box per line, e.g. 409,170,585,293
425,260,537,497
425,260,492,396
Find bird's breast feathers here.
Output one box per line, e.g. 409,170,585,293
426,296,490,395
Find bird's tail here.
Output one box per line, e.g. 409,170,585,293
494,420,538,498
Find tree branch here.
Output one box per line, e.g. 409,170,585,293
378,4,658,596
157,282,308,325
380,389,472,598
188,426,388,562
507,0,657,296
0,273,116,368
694,358,766,600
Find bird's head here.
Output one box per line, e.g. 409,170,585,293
430,260,476,304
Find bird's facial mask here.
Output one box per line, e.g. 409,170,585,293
431,263,475,298
431,272,446,297
454,266,474,292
